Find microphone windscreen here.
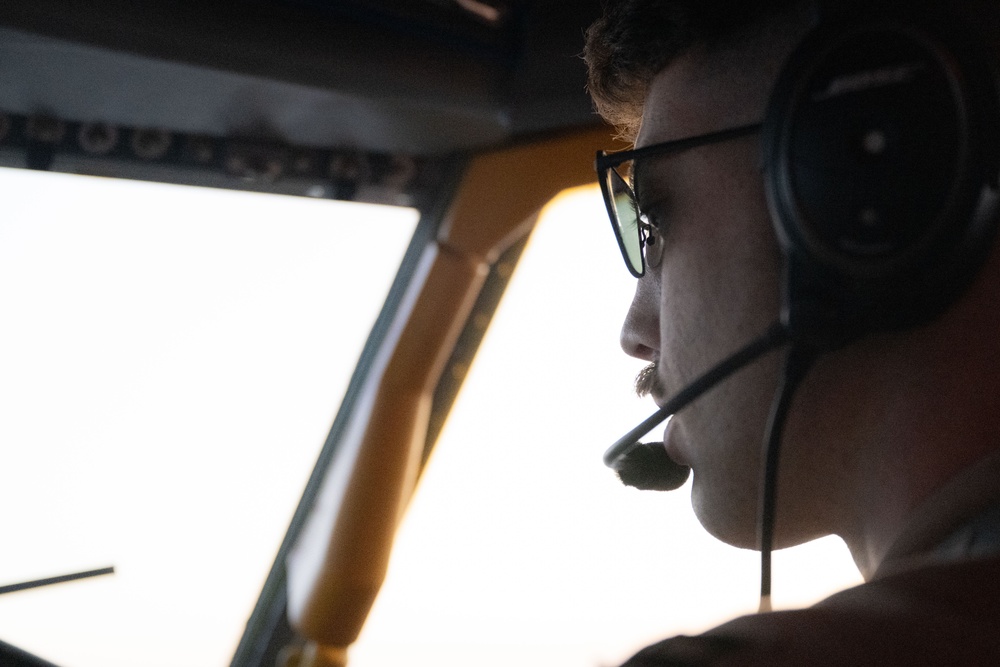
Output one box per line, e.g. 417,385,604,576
614,442,691,491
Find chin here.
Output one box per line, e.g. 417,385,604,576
691,470,834,552
690,471,761,550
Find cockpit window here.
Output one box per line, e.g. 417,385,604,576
0,166,418,666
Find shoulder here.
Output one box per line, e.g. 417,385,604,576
620,556,1000,666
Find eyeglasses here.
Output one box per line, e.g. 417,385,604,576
595,122,762,278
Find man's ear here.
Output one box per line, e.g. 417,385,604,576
761,5,1000,348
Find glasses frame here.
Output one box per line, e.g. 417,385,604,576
595,122,763,278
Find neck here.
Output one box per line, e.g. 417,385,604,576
835,288,1000,578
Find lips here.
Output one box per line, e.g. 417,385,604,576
649,371,687,466
662,417,691,468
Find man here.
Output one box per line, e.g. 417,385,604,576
585,1,1000,663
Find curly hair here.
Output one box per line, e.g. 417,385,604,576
584,0,807,140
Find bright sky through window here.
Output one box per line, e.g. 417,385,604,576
0,167,417,666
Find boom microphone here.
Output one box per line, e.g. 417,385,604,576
612,440,691,491
605,322,790,490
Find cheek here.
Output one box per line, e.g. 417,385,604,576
657,177,781,380
653,154,785,548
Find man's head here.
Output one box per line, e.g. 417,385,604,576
586,0,1000,574
588,2,823,550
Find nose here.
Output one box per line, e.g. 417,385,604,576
620,272,660,362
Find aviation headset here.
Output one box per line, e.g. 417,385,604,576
606,0,1000,609
763,0,1000,349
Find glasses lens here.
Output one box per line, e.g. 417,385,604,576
607,166,643,276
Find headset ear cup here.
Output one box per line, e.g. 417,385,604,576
762,10,1000,348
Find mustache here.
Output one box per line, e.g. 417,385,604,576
634,362,663,398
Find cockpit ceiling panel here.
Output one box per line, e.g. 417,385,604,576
0,0,602,155
270,0,528,61
0,27,510,155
